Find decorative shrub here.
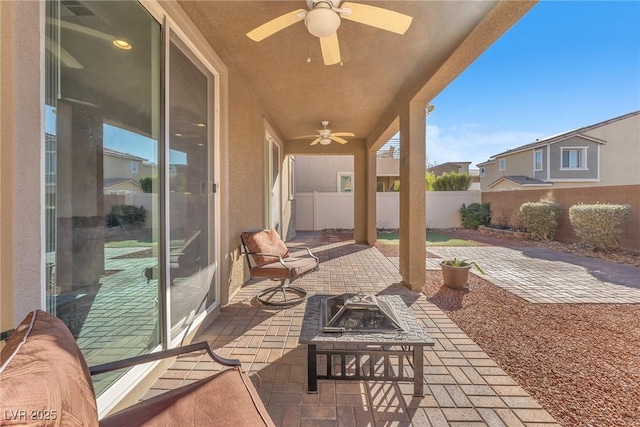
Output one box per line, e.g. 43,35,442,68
459,203,491,229
106,205,146,228
425,171,436,191
139,176,157,193
508,209,526,232
432,172,471,191
519,202,562,240
569,203,632,251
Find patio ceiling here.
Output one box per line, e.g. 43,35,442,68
177,1,533,148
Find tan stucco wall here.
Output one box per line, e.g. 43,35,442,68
295,155,354,193
1,0,43,330
583,114,640,186
225,71,273,300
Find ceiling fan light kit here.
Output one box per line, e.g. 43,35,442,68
246,0,412,66
305,7,341,38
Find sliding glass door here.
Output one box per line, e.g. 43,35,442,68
45,0,162,394
167,33,216,341
44,0,219,395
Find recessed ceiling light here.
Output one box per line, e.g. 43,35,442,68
174,133,183,137
113,39,132,50
195,123,206,128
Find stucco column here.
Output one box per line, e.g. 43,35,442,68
366,149,377,245
353,149,367,243
399,101,426,290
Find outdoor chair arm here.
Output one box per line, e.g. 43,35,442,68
89,341,240,376
1,329,15,341
287,247,319,262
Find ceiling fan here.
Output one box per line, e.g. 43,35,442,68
246,0,413,66
295,121,355,145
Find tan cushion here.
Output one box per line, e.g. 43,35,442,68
100,366,275,427
0,310,98,427
250,256,318,280
242,229,289,267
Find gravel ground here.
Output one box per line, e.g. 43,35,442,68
374,238,640,426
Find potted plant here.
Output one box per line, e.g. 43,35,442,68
440,258,485,290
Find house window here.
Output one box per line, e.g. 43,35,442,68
479,167,486,177
534,150,543,171
561,147,587,169
338,173,354,192
130,161,139,174
498,158,506,171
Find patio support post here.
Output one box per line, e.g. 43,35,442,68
366,149,377,245
353,148,368,244
399,100,426,290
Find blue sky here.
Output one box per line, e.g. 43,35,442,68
426,0,640,168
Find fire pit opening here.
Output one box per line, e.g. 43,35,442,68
320,293,408,333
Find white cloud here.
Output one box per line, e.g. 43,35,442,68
426,124,542,168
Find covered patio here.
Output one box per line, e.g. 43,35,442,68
143,232,558,426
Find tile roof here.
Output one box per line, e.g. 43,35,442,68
488,175,552,188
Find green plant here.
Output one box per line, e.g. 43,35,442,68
519,202,562,240
569,203,632,251
425,171,436,191
432,172,471,191
459,202,491,229
106,204,146,228
440,258,485,274
139,176,157,193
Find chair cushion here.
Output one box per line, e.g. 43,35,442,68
242,229,289,267
250,256,318,280
100,366,274,427
0,310,98,426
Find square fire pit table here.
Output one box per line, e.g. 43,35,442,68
300,294,434,396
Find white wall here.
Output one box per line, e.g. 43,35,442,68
296,191,480,230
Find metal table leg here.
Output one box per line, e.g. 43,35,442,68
413,345,424,397
307,344,318,393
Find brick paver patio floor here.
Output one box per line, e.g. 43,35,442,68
426,246,640,304
144,232,560,426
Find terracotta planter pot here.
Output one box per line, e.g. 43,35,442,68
440,262,471,290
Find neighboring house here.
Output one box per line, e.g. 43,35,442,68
477,111,640,250
295,155,400,193
427,161,472,176
103,147,157,185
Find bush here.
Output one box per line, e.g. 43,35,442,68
140,176,157,193
519,202,562,240
459,203,491,229
432,172,471,191
569,203,632,251
508,209,526,232
425,171,436,191
106,205,146,228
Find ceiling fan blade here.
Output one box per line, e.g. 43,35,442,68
294,135,320,139
341,2,412,35
330,136,348,144
320,33,341,66
332,132,355,137
247,9,306,42
310,137,322,146
46,37,84,69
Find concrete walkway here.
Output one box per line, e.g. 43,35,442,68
427,246,640,304
145,233,559,426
